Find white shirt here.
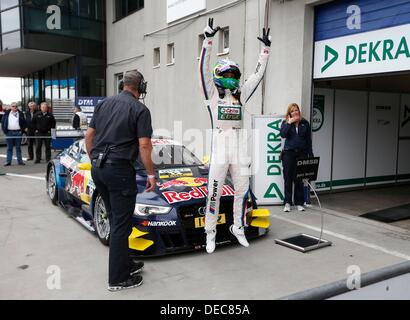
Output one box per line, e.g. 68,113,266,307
8,112,20,130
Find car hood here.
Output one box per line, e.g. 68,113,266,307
136,165,234,207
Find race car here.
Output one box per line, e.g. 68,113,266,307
46,138,270,257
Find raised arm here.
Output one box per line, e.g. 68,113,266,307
199,18,220,101
241,28,271,104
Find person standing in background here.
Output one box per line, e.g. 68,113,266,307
280,103,313,213
72,106,88,130
32,102,56,163
25,102,38,161
1,103,27,166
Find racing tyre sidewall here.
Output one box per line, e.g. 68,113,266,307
93,194,110,246
47,165,58,205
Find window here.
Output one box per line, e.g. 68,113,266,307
198,34,205,58
153,47,160,68
167,43,175,65
115,73,124,93
0,0,19,11
1,30,20,50
1,7,20,33
115,0,144,21
219,27,230,55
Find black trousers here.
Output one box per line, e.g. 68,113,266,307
35,132,51,161
27,130,35,159
282,151,305,206
91,163,137,285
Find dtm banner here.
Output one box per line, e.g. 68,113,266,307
75,96,105,123
252,116,285,205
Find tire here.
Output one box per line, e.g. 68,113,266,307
93,194,110,246
47,165,58,205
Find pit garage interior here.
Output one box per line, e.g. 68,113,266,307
312,73,410,230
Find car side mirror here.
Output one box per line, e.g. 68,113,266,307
78,163,92,171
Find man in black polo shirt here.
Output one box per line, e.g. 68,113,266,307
85,70,155,292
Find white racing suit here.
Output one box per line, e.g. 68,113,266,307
199,38,270,233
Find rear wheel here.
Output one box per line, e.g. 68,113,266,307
47,166,58,205
93,194,110,246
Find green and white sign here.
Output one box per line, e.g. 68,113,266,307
252,116,284,205
312,95,325,132
314,24,410,79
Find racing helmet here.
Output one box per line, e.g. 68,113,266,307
213,59,241,90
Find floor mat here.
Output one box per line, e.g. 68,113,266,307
361,204,410,223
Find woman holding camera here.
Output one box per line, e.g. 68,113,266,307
280,103,313,212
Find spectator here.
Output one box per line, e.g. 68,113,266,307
72,106,88,130
280,103,313,213
32,102,56,163
25,102,38,161
1,103,27,166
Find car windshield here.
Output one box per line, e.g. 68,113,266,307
137,144,203,169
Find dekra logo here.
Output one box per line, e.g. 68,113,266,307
321,45,339,73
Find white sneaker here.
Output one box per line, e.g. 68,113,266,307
229,225,249,248
304,202,313,208
206,230,216,254
283,203,291,212
297,205,305,212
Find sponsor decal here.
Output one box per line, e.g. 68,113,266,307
209,180,219,214
321,45,339,73
162,185,235,204
158,177,208,190
60,155,76,168
70,171,86,195
297,159,320,166
312,95,325,132
314,24,410,78
159,168,193,179
264,119,285,201
218,106,242,121
142,220,177,227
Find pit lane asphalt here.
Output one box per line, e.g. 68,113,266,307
1,147,410,300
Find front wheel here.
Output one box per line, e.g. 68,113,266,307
93,194,110,246
47,165,58,205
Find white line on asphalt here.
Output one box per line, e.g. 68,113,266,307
5,173,45,181
0,154,28,161
271,213,410,261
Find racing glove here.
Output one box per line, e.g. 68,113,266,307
257,27,271,47
204,18,220,38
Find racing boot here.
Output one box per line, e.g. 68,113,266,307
230,225,249,248
206,230,216,254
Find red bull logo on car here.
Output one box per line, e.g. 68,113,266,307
158,177,209,190
162,185,235,204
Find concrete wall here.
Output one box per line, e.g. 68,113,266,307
106,0,324,153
